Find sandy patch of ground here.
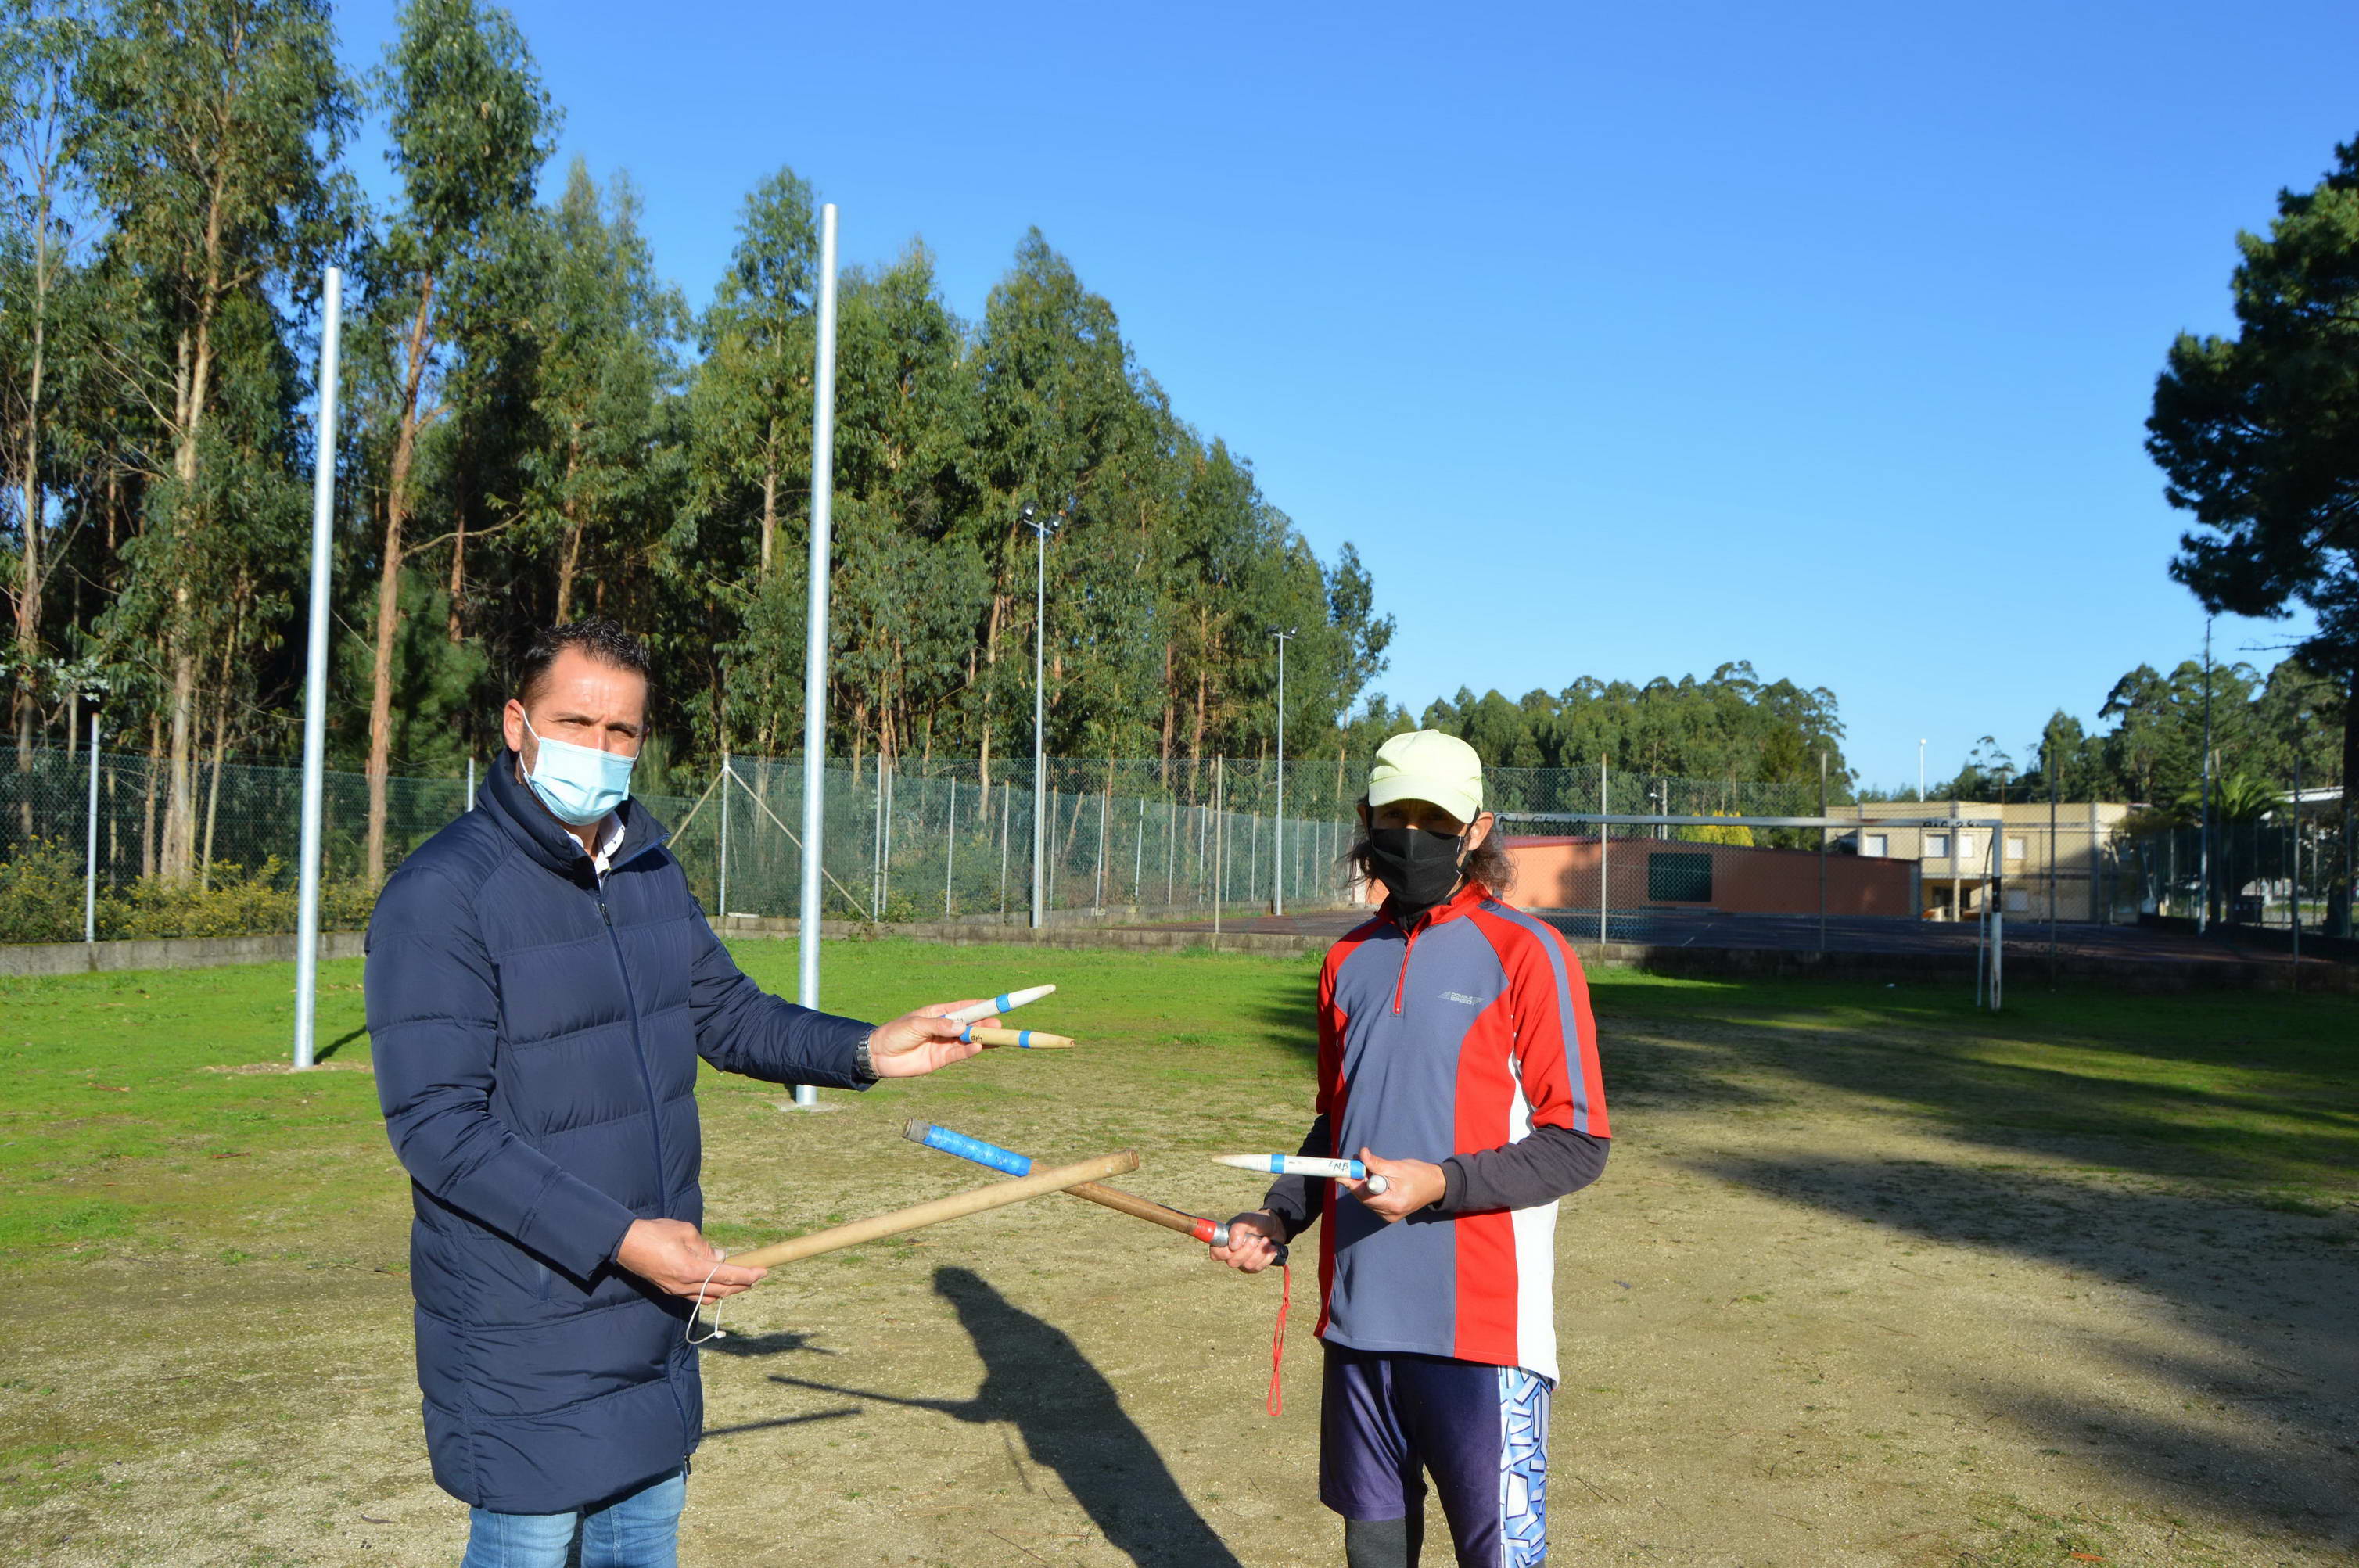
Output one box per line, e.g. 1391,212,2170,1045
4,1001,2355,1566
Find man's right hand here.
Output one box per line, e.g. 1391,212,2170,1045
1210,1212,1284,1273
616,1218,766,1305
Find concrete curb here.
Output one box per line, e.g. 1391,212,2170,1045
3,918,2346,993
0,931,366,978
713,918,2356,992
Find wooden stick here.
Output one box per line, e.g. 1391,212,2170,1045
730,1150,1140,1268
1066,1180,1219,1240
903,1118,1283,1258
962,1026,1075,1049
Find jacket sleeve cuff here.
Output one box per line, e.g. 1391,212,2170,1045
1438,1157,1470,1212
523,1171,643,1282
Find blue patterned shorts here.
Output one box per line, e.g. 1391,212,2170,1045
1319,1344,1552,1566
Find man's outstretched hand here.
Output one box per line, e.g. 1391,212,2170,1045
864,1000,1000,1078
617,1218,764,1305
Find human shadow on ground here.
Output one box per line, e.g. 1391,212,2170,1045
1689,1147,2359,1545
1244,969,1320,1060
315,1026,366,1062
768,1265,1244,1568
702,1327,836,1359
1598,981,2359,1547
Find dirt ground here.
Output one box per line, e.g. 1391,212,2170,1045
3,963,2356,1566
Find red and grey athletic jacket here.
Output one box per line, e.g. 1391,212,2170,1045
1258,880,1610,1384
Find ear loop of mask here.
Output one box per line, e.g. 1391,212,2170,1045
684,1251,730,1344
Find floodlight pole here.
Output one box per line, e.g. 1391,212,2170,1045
1025,503,1055,929
792,203,839,1111
1270,628,1295,917
292,267,343,1071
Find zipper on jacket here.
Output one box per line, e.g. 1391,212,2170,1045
1391,924,1421,1015
597,884,670,1211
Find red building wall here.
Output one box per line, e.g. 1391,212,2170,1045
1493,835,1917,917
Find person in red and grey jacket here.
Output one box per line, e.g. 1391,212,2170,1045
1214,730,1610,1568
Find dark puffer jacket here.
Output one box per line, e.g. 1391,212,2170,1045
365,750,871,1513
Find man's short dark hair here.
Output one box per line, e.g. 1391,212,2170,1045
517,619,654,709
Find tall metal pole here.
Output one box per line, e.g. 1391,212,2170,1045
792,204,839,1111
292,267,343,1071
1271,629,1294,917
718,749,731,920
1918,738,1926,802
82,712,99,943
465,755,476,811
1030,511,1047,928
2198,618,2214,935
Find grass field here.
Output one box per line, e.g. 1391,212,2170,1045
2,941,2356,1566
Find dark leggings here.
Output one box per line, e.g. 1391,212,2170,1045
1345,1512,1427,1567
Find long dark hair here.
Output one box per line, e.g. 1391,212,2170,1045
1341,806,1517,901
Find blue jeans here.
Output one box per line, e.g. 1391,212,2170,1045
459,1469,684,1568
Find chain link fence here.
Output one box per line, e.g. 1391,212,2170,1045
674,755,1366,926
0,747,1370,939
11,745,2348,949
2120,814,2353,934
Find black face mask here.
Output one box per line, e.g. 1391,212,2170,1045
1366,825,1468,919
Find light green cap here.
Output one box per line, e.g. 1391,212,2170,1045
1367,730,1484,825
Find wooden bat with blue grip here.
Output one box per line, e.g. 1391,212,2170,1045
904,1120,1286,1261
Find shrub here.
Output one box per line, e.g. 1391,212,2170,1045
0,845,379,945
0,840,90,943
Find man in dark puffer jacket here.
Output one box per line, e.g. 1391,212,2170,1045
367,619,996,1567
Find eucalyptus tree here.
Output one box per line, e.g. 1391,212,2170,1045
677,168,818,758
518,160,684,626
964,230,1148,782
350,0,551,881
74,0,353,877
0,0,91,774
819,245,982,766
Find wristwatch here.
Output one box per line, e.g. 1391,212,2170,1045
853,1029,879,1082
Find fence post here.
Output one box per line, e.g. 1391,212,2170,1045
2092,798,2103,924
1816,750,1828,954
1598,757,1608,945
84,715,100,944
1247,809,1258,916
945,776,957,919
998,784,1011,923
1133,795,1145,908
2291,755,2301,967
1165,798,1177,906
719,751,731,920
1990,830,2005,1011
1213,757,1225,942
1093,777,1108,914
879,758,894,919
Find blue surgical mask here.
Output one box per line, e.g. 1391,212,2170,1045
519,714,635,827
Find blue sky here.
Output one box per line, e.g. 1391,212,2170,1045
336,0,2354,790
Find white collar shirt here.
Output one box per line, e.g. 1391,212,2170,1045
589,813,627,881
